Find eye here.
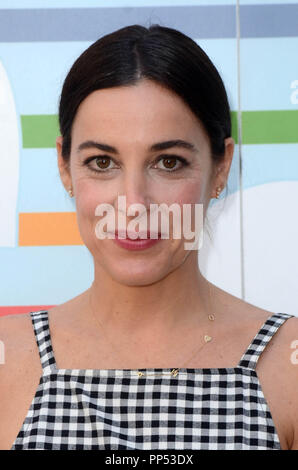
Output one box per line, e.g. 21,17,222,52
94,156,113,170
83,155,117,173
154,155,189,172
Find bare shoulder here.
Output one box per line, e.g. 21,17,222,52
0,312,38,363
265,314,298,450
248,308,298,451
0,311,42,391
250,309,298,379
0,313,42,450
212,282,278,329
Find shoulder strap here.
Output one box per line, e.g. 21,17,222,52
30,310,57,374
238,312,295,371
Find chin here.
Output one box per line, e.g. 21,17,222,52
104,258,171,287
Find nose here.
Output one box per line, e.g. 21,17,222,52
114,168,151,218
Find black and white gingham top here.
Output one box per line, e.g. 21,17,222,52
11,310,294,450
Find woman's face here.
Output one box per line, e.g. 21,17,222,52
57,79,233,286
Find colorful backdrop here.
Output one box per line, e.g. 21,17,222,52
0,0,297,316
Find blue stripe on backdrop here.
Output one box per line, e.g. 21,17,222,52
0,0,237,7
0,6,237,41
0,246,93,305
1,4,298,41
240,4,298,38
2,0,297,7
241,1,298,4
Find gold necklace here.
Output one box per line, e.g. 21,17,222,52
88,282,215,378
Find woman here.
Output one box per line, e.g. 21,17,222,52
1,24,297,451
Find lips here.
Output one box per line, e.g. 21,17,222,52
115,230,161,240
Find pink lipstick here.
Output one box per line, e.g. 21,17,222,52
112,230,163,251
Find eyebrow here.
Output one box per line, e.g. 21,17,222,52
76,139,199,155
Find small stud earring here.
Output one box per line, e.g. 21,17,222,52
215,186,222,199
68,188,73,198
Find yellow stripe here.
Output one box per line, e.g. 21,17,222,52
19,212,83,246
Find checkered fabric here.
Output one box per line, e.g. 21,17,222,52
11,311,294,450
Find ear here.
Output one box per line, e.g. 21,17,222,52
56,136,72,194
212,137,234,197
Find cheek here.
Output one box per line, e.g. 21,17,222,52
166,180,204,206
169,181,210,236
156,181,206,241
74,178,112,215
74,180,114,247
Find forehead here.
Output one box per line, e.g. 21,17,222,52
71,79,209,148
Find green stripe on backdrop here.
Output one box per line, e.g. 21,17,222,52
21,115,60,148
242,110,298,144
21,111,298,148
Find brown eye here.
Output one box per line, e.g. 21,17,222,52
83,155,118,174
155,155,189,172
95,156,111,169
162,157,177,169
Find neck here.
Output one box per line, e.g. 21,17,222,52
87,252,211,336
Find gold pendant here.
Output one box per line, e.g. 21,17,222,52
204,335,212,343
137,371,145,377
170,368,179,377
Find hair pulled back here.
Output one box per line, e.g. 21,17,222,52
58,24,231,165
